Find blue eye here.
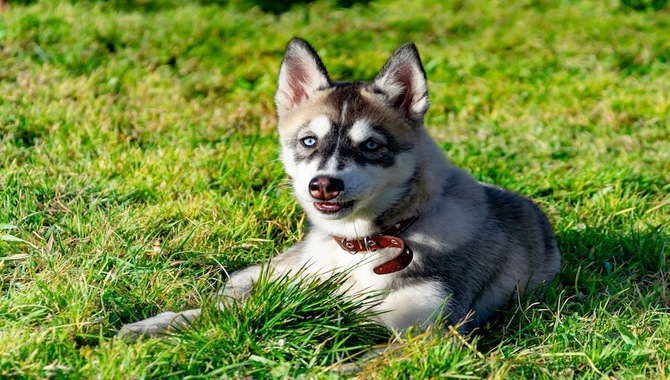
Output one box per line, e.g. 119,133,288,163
362,139,381,152
301,136,317,147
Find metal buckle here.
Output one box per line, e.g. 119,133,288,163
339,237,378,254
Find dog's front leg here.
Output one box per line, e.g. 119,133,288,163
116,267,262,341
215,244,307,306
116,267,264,341
116,308,201,340
117,244,306,340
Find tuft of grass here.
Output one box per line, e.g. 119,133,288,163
161,269,390,377
1,0,668,377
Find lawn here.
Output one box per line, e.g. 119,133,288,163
1,0,669,378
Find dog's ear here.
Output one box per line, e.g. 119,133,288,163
373,43,429,122
276,38,330,118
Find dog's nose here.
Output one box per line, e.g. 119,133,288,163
309,177,344,200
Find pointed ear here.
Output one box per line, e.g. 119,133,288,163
275,38,331,117
373,43,429,121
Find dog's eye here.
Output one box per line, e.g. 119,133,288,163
361,139,382,152
301,136,318,147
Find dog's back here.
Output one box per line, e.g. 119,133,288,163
356,150,561,330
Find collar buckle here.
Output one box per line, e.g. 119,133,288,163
332,216,418,275
363,237,378,252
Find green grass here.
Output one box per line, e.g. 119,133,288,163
1,0,669,377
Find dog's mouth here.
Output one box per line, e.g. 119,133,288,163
313,200,354,214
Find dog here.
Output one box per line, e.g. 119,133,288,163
118,38,560,339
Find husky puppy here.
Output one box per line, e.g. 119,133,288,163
118,38,560,339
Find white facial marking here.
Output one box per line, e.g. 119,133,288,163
322,153,339,173
348,119,384,144
340,100,349,125
348,119,371,143
307,115,332,140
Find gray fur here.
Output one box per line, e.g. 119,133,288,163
118,38,560,340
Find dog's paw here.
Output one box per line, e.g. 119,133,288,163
116,309,201,341
116,311,181,341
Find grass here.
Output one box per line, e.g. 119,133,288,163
0,0,668,377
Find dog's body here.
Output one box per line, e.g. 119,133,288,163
118,39,560,339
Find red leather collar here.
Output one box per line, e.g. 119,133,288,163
333,216,418,275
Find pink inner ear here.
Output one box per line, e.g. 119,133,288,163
287,66,310,106
392,66,416,117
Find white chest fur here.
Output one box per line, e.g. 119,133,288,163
298,230,447,332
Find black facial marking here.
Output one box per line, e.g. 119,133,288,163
371,85,386,95
290,84,416,170
316,128,340,170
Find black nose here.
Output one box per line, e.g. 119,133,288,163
309,177,344,201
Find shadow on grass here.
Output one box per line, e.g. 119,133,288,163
476,225,668,350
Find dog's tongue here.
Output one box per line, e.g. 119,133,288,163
314,202,344,212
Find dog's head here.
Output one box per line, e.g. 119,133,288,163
275,38,430,237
